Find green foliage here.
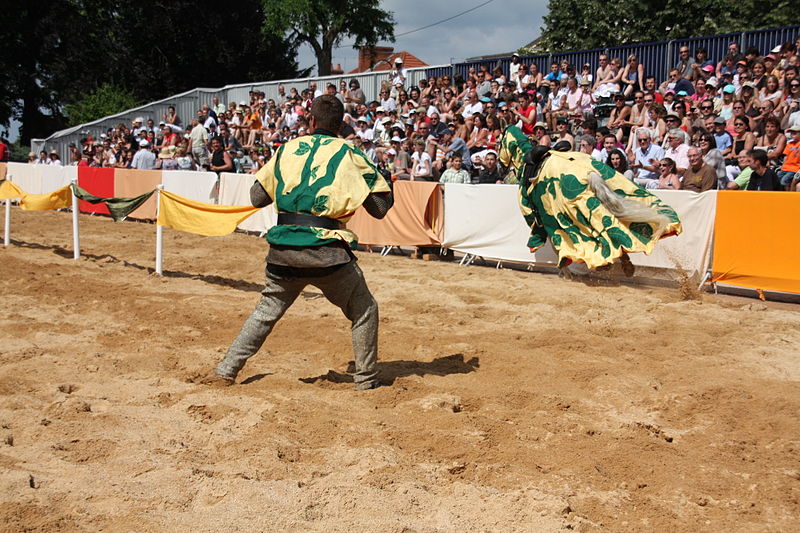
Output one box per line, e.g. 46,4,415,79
65,84,141,127
0,0,299,144
263,0,395,75
536,0,796,52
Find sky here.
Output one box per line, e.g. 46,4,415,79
296,0,549,74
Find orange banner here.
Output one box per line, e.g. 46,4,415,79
0,162,6,180
114,169,161,219
712,191,800,294
346,180,443,246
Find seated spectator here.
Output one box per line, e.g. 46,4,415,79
475,151,502,184
726,116,755,180
606,148,633,180
755,116,786,168
607,93,631,142
410,138,433,181
656,157,681,189
675,45,697,80
682,146,717,191
621,54,644,96
698,132,728,189
778,125,800,189
552,117,574,149
432,128,471,174
628,127,664,187
746,149,780,190
577,134,595,156
532,122,552,146
439,154,471,184
664,128,690,175
592,133,618,162
175,146,195,170
208,137,233,174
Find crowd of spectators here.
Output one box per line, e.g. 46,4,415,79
28,39,800,191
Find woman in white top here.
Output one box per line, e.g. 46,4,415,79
410,138,432,181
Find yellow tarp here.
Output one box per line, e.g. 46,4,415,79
0,180,73,210
21,185,73,210
157,189,259,237
0,179,24,200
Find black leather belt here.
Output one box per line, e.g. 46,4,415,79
277,213,344,230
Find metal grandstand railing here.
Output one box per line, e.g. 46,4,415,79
33,66,441,159
34,24,800,160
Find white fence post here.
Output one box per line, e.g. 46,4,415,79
3,173,11,247
70,178,80,259
155,185,164,275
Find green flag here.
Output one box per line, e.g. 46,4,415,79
71,184,155,222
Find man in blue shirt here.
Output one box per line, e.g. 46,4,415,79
712,117,733,155
630,128,665,188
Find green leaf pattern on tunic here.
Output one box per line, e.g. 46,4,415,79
499,126,682,268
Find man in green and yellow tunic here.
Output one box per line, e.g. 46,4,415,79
214,95,393,390
498,126,682,270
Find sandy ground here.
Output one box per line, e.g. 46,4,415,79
0,209,798,532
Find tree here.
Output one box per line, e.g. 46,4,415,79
536,0,796,52
263,0,395,76
0,0,299,145
65,84,141,127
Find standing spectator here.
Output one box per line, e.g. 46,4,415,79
746,149,780,190
682,146,717,191
629,128,664,188
438,153,470,184
189,120,209,168
131,140,156,170
390,57,407,86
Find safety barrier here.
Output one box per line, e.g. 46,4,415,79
3,165,800,297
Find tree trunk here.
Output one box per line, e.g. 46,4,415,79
317,45,333,77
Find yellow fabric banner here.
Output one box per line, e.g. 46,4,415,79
20,185,73,211
0,179,24,200
157,189,259,236
1,180,73,210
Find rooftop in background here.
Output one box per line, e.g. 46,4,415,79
349,46,428,74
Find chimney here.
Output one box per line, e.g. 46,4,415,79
358,46,394,72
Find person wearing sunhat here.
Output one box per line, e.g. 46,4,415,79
390,56,407,86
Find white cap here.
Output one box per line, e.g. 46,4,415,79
239,100,246,106
138,139,150,147
381,116,391,124
133,117,144,123
394,57,403,64
386,148,397,156
376,106,385,112
357,116,368,123
390,136,403,143
771,45,782,54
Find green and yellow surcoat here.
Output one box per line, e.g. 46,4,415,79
256,134,391,248
499,126,682,269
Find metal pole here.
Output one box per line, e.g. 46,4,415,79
155,185,164,275
70,178,80,259
3,198,9,247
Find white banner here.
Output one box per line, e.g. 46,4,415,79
441,184,558,265
40,165,71,193
161,170,219,204
218,173,276,233
6,162,42,194
441,184,716,277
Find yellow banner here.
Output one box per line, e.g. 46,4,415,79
20,185,73,211
157,189,259,237
0,179,24,200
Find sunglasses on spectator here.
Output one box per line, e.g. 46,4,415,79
733,105,744,109
637,137,649,142
701,105,713,109
644,98,653,103
659,163,670,167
